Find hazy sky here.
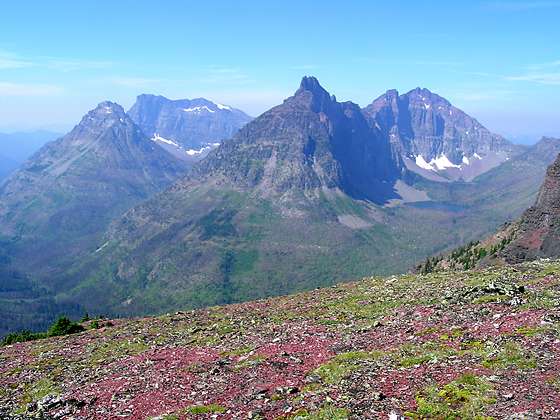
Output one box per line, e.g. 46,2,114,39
1,1,559,143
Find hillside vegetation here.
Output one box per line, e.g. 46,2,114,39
1,259,559,418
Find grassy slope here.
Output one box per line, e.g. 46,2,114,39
1,259,560,418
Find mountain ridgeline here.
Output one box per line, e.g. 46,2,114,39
0,76,556,334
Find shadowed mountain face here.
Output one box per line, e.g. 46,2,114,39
191,76,401,203
364,88,522,181
127,94,252,154
502,144,560,262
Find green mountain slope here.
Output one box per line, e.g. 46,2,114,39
58,81,557,318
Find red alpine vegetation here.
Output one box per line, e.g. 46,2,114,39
1,259,560,418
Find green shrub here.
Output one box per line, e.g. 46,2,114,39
1,316,85,346
1,330,46,346
47,316,85,337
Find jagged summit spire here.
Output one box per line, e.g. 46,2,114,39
294,76,336,112
296,76,332,98
298,76,324,92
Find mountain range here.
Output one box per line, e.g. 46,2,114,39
0,76,557,334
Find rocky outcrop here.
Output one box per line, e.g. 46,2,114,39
503,150,560,262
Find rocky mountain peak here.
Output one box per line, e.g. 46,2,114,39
363,87,519,181
191,77,399,204
297,76,326,94
91,101,126,118
293,76,336,112
406,87,451,107
76,101,130,134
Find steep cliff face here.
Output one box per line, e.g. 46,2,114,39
502,150,560,262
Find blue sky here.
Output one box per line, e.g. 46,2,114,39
0,1,559,142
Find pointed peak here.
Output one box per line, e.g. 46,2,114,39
94,101,125,115
298,75,323,91
293,76,337,111
296,76,333,97
78,101,128,129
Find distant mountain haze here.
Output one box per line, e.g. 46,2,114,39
128,94,252,159
0,130,61,181
0,101,191,335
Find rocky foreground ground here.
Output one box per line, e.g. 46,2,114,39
1,260,560,419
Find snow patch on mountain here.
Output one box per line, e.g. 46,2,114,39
186,146,213,156
183,106,215,114
415,153,485,172
152,134,179,147
415,155,434,171
432,154,461,170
